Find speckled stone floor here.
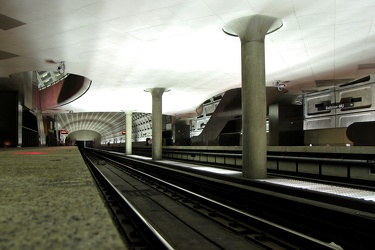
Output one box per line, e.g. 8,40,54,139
0,146,126,250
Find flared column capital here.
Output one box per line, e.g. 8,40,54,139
222,14,282,43
147,88,166,98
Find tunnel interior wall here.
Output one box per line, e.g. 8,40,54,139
69,130,101,147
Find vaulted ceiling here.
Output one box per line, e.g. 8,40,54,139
1,0,375,135
56,112,125,140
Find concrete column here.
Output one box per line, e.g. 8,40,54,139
35,110,46,146
17,101,23,147
223,15,282,179
149,88,165,161
125,111,133,155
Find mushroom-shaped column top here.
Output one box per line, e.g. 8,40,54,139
148,88,166,98
222,14,282,43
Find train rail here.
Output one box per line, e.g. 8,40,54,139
81,149,169,249
82,148,375,249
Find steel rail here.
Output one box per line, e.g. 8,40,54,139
82,150,174,250
93,150,341,250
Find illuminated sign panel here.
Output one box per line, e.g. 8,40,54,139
316,100,356,111
60,129,69,134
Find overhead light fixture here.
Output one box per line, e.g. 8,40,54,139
273,80,288,92
45,59,66,74
57,61,65,74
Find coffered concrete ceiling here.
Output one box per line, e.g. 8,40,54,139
1,0,375,135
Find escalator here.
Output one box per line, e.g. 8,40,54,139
191,88,242,146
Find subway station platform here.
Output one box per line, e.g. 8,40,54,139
0,146,125,250
132,155,375,203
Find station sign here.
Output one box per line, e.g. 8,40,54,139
317,101,355,111
60,129,69,134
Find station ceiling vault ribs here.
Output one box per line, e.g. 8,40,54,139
1,0,375,134
56,112,125,141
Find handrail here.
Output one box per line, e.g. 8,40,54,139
22,126,38,133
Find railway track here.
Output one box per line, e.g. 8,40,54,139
81,148,375,249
